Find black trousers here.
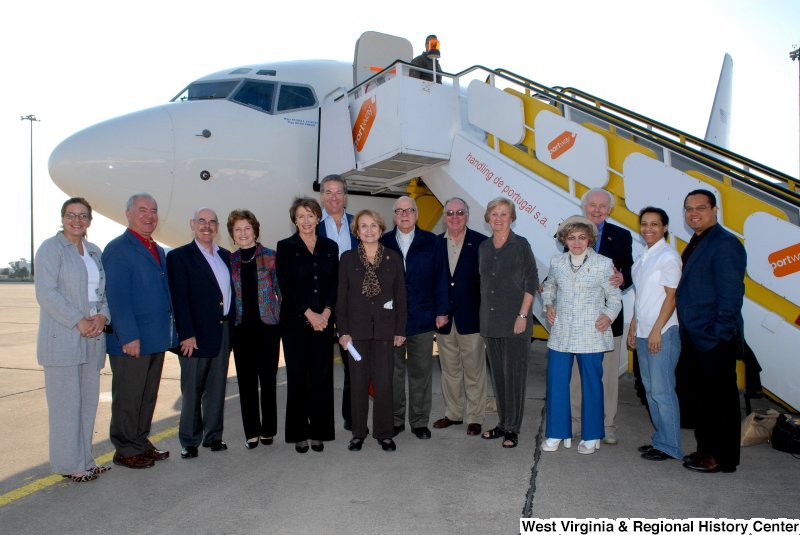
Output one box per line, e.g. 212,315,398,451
109,352,165,456
282,321,335,443
232,322,280,440
350,339,394,440
679,331,742,466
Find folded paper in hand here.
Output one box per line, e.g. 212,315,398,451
347,341,362,362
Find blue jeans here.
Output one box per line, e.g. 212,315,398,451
637,325,683,459
546,350,604,440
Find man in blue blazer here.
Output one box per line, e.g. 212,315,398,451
676,189,745,473
381,196,449,439
432,198,489,437
317,174,358,431
570,188,634,444
103,193,176,469
167,208,234,459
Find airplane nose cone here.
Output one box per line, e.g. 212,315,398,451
49,106,175,223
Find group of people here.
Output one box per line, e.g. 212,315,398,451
34,177,746,482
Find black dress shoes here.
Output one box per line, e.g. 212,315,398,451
411,426,432,439
143,448,170,461
295,441,309,453
180,447,198,459
378,438,397,451
683,455,736,473
310,440,324,452
638,444,653,454
260,436,274,446
348,437,364,451
202,440,227,451
392,424,406,437
433,416,463,429
642,448,671,461
245,438,259,450
682,451,703,463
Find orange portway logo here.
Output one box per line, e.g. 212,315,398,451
768,242,800,277
547,131,577,160
352,97,377,153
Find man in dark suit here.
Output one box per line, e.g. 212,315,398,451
167,208,234,459
381,196,449,439
570,188,633,444
317,174,358,431
677,189,745,473
432,198,489,437
103,193,176,469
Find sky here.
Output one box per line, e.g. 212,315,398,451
2,0,798,264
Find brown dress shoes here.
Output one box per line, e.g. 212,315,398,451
433,416,463,429
112,452,155,469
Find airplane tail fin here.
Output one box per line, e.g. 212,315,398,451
704,53,733,149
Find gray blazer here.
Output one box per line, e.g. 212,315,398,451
541,249,621,354
35,232,109,368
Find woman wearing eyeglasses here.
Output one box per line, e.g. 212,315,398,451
34,197,110,482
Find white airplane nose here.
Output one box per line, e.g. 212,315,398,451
49,106,175,225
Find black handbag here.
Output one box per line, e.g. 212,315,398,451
771,413,800,457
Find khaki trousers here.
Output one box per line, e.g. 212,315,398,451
437,322,487,425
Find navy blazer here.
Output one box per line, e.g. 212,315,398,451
102,229,176,356
676,224,746,352
317,212,358,252
381,226,449,337
596,221,633,336
167,241,234,358
436,228,488,336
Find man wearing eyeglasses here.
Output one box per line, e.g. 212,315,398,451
317,174,359,431
432,198,488,436
167,208,234,459
676,189,745,474
381,196,449,439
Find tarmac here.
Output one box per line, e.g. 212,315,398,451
0,282,798,534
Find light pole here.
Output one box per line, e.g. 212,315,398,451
791,46,799,179
21,114,39,279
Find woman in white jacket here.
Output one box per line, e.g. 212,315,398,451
35,197,110,482
541,215,621,455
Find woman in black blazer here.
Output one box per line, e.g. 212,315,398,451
276,198,338,453
337,209,407,452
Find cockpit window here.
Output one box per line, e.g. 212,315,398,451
277,85,317,112
172,80,240,102
232,81,276,113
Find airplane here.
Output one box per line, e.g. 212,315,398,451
49,31,800,412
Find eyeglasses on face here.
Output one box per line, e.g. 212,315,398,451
445,209,466,217
683,205,711,214
196,218,219,226
64,213,90,221
394,208,417,215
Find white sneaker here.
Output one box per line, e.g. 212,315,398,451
541,437,572,451
577,439,600,454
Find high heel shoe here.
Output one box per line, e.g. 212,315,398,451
245,438,259,450
295,440,309,453
541,437,572,451
577,439,600,455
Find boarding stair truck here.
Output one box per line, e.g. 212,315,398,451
317,32,800,413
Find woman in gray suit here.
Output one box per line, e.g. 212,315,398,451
35,197,110,482
541,215,621,455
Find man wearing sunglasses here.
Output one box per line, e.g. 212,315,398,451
432,198,488,436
